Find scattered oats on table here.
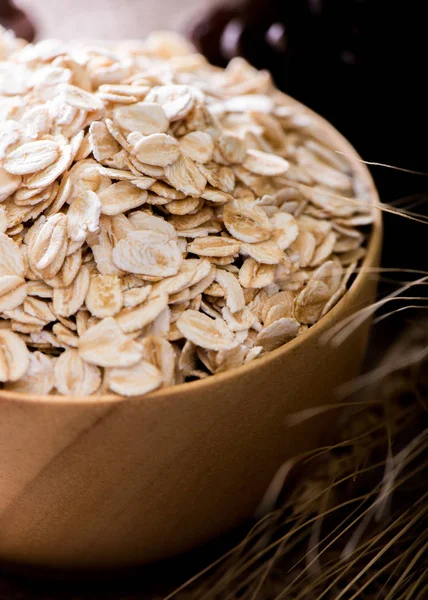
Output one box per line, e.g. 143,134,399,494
0,28,374,397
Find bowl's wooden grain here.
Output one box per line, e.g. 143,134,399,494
0,95,382,569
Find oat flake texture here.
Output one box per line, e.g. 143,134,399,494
0,28,374,397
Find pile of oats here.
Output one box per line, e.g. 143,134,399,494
0,28,374,397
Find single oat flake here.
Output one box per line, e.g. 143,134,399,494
0,28,373,397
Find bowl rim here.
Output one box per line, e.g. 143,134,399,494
0,93,382,406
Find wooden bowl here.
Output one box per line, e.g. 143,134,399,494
0,96,382,570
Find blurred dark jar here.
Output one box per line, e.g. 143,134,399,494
188,0,428,202
0,0,35,41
